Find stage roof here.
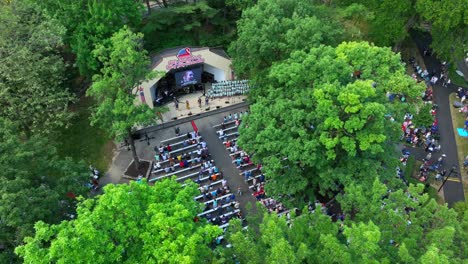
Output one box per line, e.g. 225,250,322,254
150,46,230,70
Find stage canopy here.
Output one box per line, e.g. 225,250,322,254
138,47,233,108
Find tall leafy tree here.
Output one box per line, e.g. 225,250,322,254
141,1,238,52
337,0,414,47
0,1,74,135
338,179,464,262
0,118,89,262
226,180,463,263
238,42,425,204
228,0,343,80
34,0,143,77
15,179,222,263
87,26,166,169
416,0,467,61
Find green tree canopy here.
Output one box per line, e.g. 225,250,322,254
238,42,425,204
338,179,464,262
416,0,468,61
0,118,89,262
228,0,343,79
0,1,74,135
337,0,414,47
15,179,222,263
87,26,166,169
34,0,144,76
141,1,239,52
225,180,463,263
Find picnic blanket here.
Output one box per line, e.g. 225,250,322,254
456,128,468,137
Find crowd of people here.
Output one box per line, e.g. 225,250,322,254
206,80,250,98
86,165,100,191
217,112,288,215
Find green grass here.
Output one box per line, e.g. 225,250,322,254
55,97,114,173
449,65,468,87
404,156,444,204
448,93,468,198
404,156,417,180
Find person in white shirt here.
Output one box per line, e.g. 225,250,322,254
154,162,161,170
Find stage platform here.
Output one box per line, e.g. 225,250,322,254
154,88,247,125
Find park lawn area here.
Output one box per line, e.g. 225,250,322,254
449,65,468,87
404,156,444,204
399,36,425,76
55,97,114,173
448,93,468,197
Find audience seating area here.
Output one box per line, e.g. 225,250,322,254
213,111,289,215
148,129,243,240
206,80,250,98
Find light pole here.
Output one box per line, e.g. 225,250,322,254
438,165,457,192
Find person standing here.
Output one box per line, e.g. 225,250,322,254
198,97,202,108
174,100,179,111
186,100,190,110
205,96,209,106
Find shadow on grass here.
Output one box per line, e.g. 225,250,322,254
55,97,114,173
448,93,468,197
404,156,444,204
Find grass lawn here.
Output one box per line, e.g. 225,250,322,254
404,156,444,204
399,36,426,76
55,97,114,173
448,93,468,197
449,66,468,87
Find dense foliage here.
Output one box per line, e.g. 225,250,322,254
226,180,467,263
15,179,222,263
1,0,466,262
87,26,166,169
229,0,343,79
0,119,89,262
0,1,74,135
34,0,144,77
141,0,240,53
238,42,425,203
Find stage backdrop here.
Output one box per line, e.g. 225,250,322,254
175,67,202,88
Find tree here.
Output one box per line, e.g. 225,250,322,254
416,0,467,62
141,1,237,52
228,0,343,80
226,209,338,264
225,178,464,263
87,26,167,169
238,42,425,204
338,179,463,262
225,0,256,11
0,1,74,135
0,118,89,262
34,0,144,77
15,179,222,263
337,0,414,47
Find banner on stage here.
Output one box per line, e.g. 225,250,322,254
166,47,205,70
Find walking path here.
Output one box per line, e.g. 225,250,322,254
410,30,465,206
196,115,258,217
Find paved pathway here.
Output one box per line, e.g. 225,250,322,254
100,103,258,215
195,114,258,217
410,30,465,206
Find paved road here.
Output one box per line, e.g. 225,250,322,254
198,117,259,217
410,30,465,206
